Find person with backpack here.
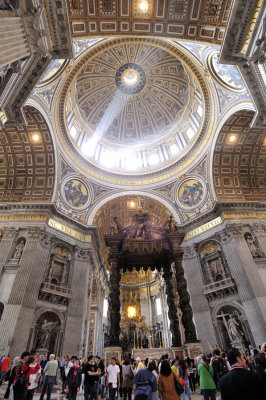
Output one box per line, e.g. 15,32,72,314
13,355,40,400
197,355,216,400
133,360,157,400
211,349,228,390
0,354,12,386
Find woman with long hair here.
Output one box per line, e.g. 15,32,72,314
178,359,191,400
197,355,216,400
158,360,184,400
122,358,134,400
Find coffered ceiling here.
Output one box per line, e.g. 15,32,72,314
68,0,232,44
213,110,266,202
0,107,55,203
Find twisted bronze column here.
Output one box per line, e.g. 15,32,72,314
163,267,182,347
108,255,121,346
174,251,198,343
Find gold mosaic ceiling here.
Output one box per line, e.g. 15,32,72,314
74,41,190,145
0,107,55,203
213,110,266,202
68,0,232,44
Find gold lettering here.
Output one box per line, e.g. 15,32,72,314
48,218,91,243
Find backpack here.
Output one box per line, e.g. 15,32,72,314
13,367,29,391
217,358,228,378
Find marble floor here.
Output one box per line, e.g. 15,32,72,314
0,382,221,400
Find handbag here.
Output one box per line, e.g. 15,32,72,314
173,372,184,395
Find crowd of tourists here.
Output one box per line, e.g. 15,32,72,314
0,342,266,400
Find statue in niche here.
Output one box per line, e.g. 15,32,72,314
244,232,264,258
165,215,178,233
36,319,58,349
12,239,25,260
227,315,244,342
208,257,225,281
47,245,70,286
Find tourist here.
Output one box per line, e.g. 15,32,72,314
177,359,191,400
134,360,157,400
106,357,120,400
26,354,41,400
13,357,31,400
39,354,58,400
254,352,266,394
219,347,265,400
65,357,82,400
84,355,101,400
171,357,180,377
158,359,184,400
79,356,87,395
39,356,47,389
197,355,216,400
135,357,144,373
186,358,196,393
96,356,105,397
0,354,12,386
3,356,20,400
211,348,228,390
122,358,134,400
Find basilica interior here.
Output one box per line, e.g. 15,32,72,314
0,0,266,363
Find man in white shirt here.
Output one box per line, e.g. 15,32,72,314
106,357,120,400
27,354,41,400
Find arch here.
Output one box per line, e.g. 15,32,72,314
33,307,65,327
87,190,181,225
0,105,56,203
212,301,245,320
208,102,255,200
211,108,266,202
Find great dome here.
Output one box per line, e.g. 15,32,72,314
60,38,209,175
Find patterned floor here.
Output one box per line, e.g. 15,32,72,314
0,383,221,400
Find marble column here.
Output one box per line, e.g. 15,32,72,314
107,251,121,346
63,246,92,356
0,227,49,356
182,245,216,350
221,225,266,346
162,266,181,347
174,251,198,343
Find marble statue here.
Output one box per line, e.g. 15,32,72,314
36,319,58,348
12,239,25,260
245,233,263,258
227,315,243,342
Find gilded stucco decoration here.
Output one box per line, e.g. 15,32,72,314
213,110,266,202
0,106,55,203
55,36,214,185
207,50,246,93
67,0,233,45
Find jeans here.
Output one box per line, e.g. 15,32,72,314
201,389,216,400
100,384,105,398
84,383,97,400
181,381,192,400
108,383,117,400
0,370,8,386
39,375,56,400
